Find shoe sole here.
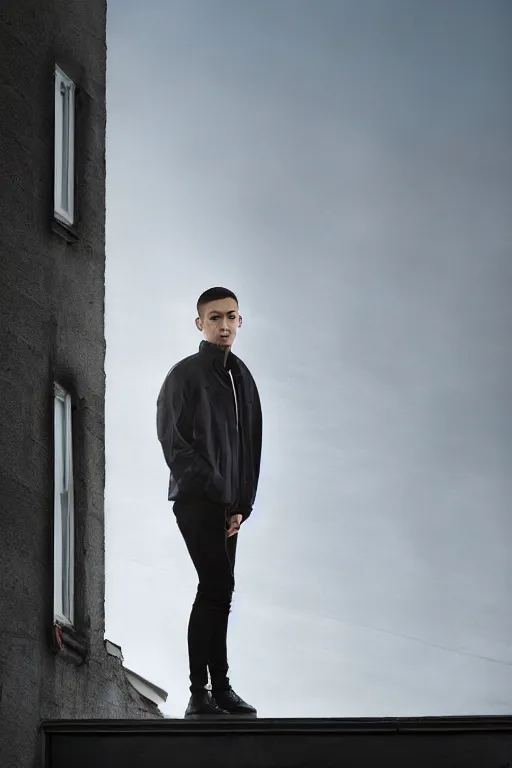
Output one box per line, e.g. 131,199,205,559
184,714,232,719
184,713,258,719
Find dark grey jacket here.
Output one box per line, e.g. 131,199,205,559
156,340,262,521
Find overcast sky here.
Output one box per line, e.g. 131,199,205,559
104,0,512,718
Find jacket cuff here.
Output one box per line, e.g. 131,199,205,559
239,507,252,523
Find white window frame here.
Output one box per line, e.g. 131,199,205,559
53,383,75,627
54,66,75,226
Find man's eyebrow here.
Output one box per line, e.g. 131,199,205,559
209,309,237,315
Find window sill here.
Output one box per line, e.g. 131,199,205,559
52,216,79,243
53,623,89,665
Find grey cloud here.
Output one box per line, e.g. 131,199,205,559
105,0,512,716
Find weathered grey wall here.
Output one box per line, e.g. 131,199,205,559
0,3,160,767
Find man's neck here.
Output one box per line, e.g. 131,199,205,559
222,345,231,367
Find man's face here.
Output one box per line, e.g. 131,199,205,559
196,298,241,348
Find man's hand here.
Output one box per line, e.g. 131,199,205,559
227,514,242,537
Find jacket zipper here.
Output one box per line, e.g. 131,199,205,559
228,370,239,431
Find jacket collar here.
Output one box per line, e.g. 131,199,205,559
199,340,234,370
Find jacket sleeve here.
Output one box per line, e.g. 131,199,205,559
239,380,263,523
156,367,216,496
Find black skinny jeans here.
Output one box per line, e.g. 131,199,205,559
174,498,238,693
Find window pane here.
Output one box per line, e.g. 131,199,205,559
54,396,65,620
53,391,74,625
54,74,63,219
54,67,75,226
61,82,69,212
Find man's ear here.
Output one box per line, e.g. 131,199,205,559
195,316,203,332
238,315,243,328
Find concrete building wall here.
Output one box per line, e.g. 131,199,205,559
0,3,160,767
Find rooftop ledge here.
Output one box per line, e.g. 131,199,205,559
42,714,512,733
41,716,512,768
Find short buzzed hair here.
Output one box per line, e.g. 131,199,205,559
197,287,239,317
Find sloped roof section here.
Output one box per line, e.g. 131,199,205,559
123,667,168,708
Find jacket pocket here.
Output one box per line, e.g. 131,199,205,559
204,468,227,504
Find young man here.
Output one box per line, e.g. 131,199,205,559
156,287,262,718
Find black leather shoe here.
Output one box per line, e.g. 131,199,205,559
184,690,230,718
212,688,257,717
